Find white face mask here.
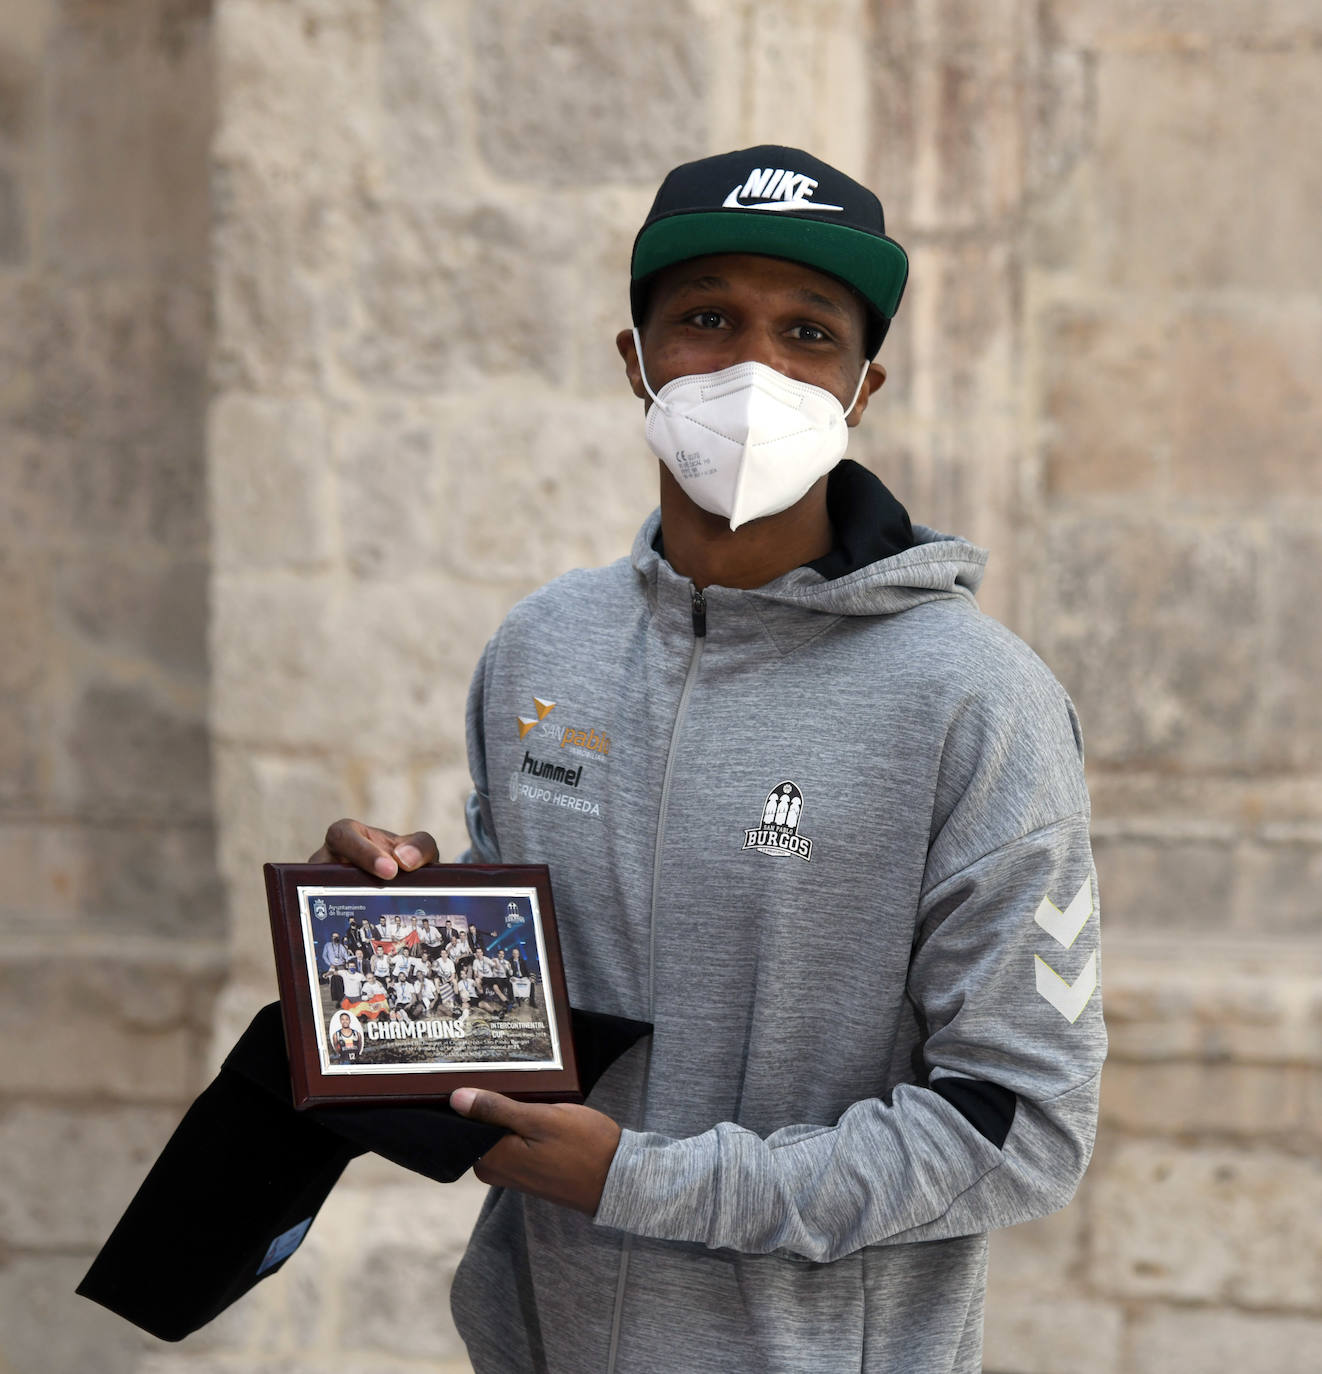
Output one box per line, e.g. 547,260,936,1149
633,327,869,531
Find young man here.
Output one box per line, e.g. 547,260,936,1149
311,147,1105,1373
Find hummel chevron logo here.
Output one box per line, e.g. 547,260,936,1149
515,696,555,741
1033,877,1093,949
723,167,843,213
1034,952,1098,1024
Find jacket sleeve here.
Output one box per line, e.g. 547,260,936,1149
595,689,1106,1261
459,642,502,865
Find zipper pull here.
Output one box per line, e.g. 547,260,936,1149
690,586,707,638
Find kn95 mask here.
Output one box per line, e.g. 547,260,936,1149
633,327,868,531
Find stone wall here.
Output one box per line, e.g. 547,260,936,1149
0,1,225,1371
4,1,1319,1371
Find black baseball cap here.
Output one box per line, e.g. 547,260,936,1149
630,145,909,357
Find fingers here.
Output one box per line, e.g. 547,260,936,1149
450,1087,537,1136
308,819,439,878
393,829,440,871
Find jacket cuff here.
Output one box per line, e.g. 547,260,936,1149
594,1127,717,1243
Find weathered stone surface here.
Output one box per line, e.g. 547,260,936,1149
1040,303,1168,498
0,694,40,807
210,395,336,570
0,1255,159,1374
1090,831,1236,933
0,277,208,448
210,163,331,393
0,1102,179,1246
987,1204,1086,1295
1046,0,1322,48
50,552,207,681
1101,941,1322,1066
44,0,212,280
1036,518,1263,769
1233,838,1322,936
349,1182,484,1358
1089,1140,1322,1308
214,0,379,202
1129,1308,1322,1374
55,679,211,822
0,953,222,1099
1261,525,1322,771
378,0,468,197
0,162,25,263
212,747,352,966
472,0,707,183
332,193,577,393
983,1297,1122,1374
1096,49,1322,292
1101,1061,1315,1140
1167,304,1322,506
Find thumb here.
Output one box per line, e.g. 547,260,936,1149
450,1087,529,1133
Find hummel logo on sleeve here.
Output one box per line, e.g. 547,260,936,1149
1031,877,1098,1024
723,167,844,213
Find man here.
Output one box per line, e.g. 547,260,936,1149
311,147,1104,1373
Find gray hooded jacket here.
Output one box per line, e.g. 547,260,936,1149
451,503,1105,1373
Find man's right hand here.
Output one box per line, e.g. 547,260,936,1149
308,819,439,879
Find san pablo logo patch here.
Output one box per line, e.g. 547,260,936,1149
743,781,814,861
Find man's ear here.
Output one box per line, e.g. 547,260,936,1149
616,328,648,402
846,361,886,428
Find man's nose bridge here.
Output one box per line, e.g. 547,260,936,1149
739,324,794,375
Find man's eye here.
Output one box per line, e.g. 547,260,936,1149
790,323,832,343
688,310,726,329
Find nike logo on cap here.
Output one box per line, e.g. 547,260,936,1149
722,167,844,213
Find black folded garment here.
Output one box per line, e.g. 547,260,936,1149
77,1000,650,1342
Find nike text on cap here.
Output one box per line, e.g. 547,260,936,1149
630,145,909,357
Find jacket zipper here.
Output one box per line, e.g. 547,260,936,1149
604,584,707,1374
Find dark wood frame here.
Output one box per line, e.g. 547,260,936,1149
264,862,580,1109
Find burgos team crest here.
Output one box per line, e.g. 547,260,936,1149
743,781,813,861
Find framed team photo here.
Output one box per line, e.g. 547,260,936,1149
264,862,579,1109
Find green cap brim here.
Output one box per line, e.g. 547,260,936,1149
632,211,909,321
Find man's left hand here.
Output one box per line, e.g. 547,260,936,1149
450,1088,622,1215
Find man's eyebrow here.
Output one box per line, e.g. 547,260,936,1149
792,287,851,320
667,274,731,295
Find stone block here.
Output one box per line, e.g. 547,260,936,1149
1045,0,1322,49
332,193,577,393
1096,49,1322,292
44,0,211,279
986,1203,1086,1296
1261,526,1322,771
1101,945,1322,1067
210,571,506,756
1039,303,1168,499
1100,1061,1313,1139
0,693,41,808
0,162,24,263
1088,1140,1322,1309
983,1298,1122,1374
214,0,380,203
1034,517,1263,770
53,552,209,681
209,395,336,571
210,163,329,393
1129,1307,1322,1374
0,1102,179,1247
212,748,353,962
378,0,469,196
53,678,211,823
1167,304,1322,506
1233,838,1322,936
348,1182,485,1359
472,0,707,184
0,953,222,1100
1091,832,1236,934
0,1255,159,1374
433,391,656,591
